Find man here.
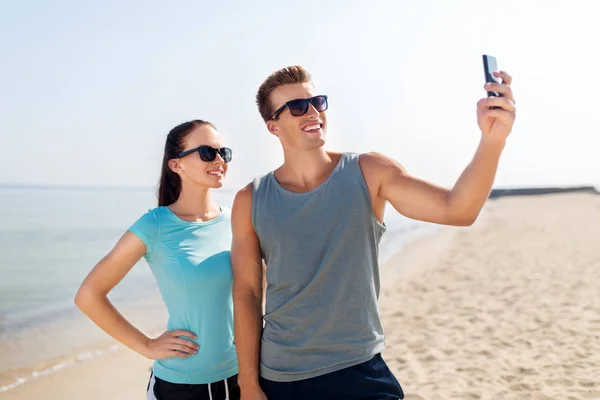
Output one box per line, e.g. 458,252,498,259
231,65,516,400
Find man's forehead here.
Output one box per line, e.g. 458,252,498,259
271,82,315,104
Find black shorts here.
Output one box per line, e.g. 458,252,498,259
260,353,404,400
147,372,240,400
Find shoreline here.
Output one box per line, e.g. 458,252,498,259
0,298,168,394
0,343,120,392
0,344,155,399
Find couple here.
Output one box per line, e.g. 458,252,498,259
75,65,516,400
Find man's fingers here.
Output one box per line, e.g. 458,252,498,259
484,82,514,103
478,108,515,123
480,96,516,113
494,70,512,86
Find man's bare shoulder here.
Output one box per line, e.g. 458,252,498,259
233,183,253,208
358,152,407,174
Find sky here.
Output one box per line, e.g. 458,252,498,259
1,0,599,191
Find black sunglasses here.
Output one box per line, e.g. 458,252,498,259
271,95,328,120
177,145,233,163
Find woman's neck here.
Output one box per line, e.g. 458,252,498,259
168,184,220,222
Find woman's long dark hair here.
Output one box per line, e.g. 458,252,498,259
158,119,215,206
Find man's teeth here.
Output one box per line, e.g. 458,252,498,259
303,124,321,132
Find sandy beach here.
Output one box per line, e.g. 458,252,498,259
3,193,599,399
381,193,600,399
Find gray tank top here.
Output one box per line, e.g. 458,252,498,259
251,152,387,382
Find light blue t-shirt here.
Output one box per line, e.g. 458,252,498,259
128,205,238,384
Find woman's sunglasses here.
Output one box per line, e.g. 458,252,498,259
177,145,233,163
271,95,328,120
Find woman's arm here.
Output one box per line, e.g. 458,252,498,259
74,231,199,359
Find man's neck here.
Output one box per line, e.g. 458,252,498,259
275,148,342,193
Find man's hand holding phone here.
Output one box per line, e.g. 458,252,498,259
477,55,517,144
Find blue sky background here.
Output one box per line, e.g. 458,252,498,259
1,0,598,190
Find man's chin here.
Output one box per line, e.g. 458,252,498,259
306,136,326,150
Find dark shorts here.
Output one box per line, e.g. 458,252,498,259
260,354,404,400
147,372,240,400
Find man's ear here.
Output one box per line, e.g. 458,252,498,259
267,120,279,137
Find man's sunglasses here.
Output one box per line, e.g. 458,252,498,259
177,145,233,163
271,95,328,120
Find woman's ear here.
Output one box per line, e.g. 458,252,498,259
168,158,182,174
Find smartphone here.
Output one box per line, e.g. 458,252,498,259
482,54,501,97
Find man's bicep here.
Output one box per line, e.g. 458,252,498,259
231,185,263,297
366,152,452,223
384,171,452,221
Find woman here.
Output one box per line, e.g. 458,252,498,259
75,120,239,400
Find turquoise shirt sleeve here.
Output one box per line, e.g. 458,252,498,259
128,209,159,255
